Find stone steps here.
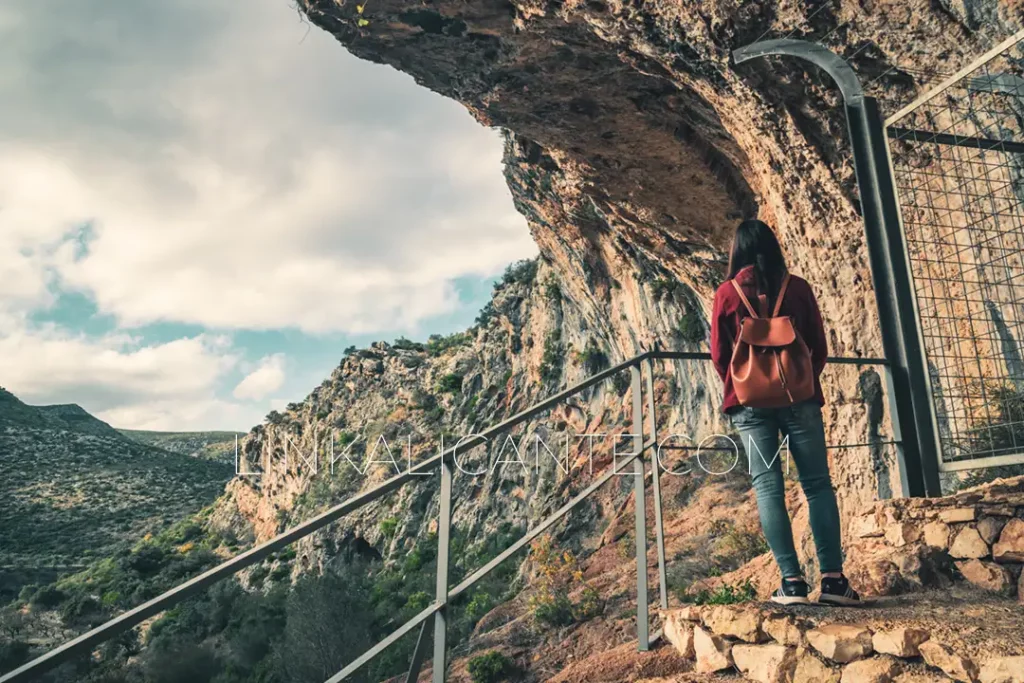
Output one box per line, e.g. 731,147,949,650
659,595,1023,683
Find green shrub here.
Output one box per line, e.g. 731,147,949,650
393,336,425,351
427,332,472,356
678,306,704,343
30,585,65,608
651,277,679,301
571,586,604,621
685,580,757,605
714,523,769,564
499,259,538,288
539,331,564,383
17,585,38,603
437,373,464,394
0,640,29,673
379,517,399,537
475,301,497,327
465,591,494,624
532,591,574,627
467,651,516,683
544,277,561,304
575,338,608,375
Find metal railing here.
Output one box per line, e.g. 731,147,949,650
0,349,893,683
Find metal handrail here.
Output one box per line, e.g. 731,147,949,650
0,350,894,683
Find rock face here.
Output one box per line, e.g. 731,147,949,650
950,527,991,560
191,3,1024,679
922,521,951,550
763,614,808,647
248,0,1024,593
660,602,1019,683
194,0,1024,628
796,649,843,683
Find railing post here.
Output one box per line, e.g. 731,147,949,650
630,363,649,651
643,357,668,610
432,459,453,683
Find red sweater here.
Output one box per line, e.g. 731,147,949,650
710,265,828,413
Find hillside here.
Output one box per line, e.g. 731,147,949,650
0,389,233,569
118,429,242,464
0,388,122,438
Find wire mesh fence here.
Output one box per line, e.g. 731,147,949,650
886,30,1024,470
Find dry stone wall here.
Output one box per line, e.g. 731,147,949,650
845,476,1024,600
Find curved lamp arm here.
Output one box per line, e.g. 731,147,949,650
732,39,864,106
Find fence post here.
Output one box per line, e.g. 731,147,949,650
432,459,453,683
644,357,668,610
732,39,943,497
845,97,943,497
630,363,649,650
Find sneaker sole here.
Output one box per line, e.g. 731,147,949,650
770,595,811,606
817,594,862,606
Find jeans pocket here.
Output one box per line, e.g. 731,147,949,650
729,406,756,427
792,398,823,419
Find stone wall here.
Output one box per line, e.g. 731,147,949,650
661,601,1023,683
845,477,1024,601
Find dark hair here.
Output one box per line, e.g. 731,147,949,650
726,219,788,307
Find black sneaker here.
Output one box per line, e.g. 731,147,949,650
770,578,811,605
818,575,861,606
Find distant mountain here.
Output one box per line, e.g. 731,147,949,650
0,388,234,568
119,429,243,464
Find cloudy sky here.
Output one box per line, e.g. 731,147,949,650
0,0,534,431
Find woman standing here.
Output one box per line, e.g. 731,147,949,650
710,219,861,606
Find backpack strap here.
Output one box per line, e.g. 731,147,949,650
772,273,792,317
730,279,761,319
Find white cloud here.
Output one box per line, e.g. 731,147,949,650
233,354,286,401
0,0,537,431
0,0,535,334
0,325,245,430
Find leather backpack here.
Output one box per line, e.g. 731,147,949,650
729,273,815,408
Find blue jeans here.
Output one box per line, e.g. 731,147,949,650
729,399,844,579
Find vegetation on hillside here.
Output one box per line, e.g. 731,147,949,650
1,518,526,683
0,414,232,568
118,430,242,464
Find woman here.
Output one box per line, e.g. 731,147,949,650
710,219,861,606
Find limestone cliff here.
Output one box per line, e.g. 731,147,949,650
214,0,1024,609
